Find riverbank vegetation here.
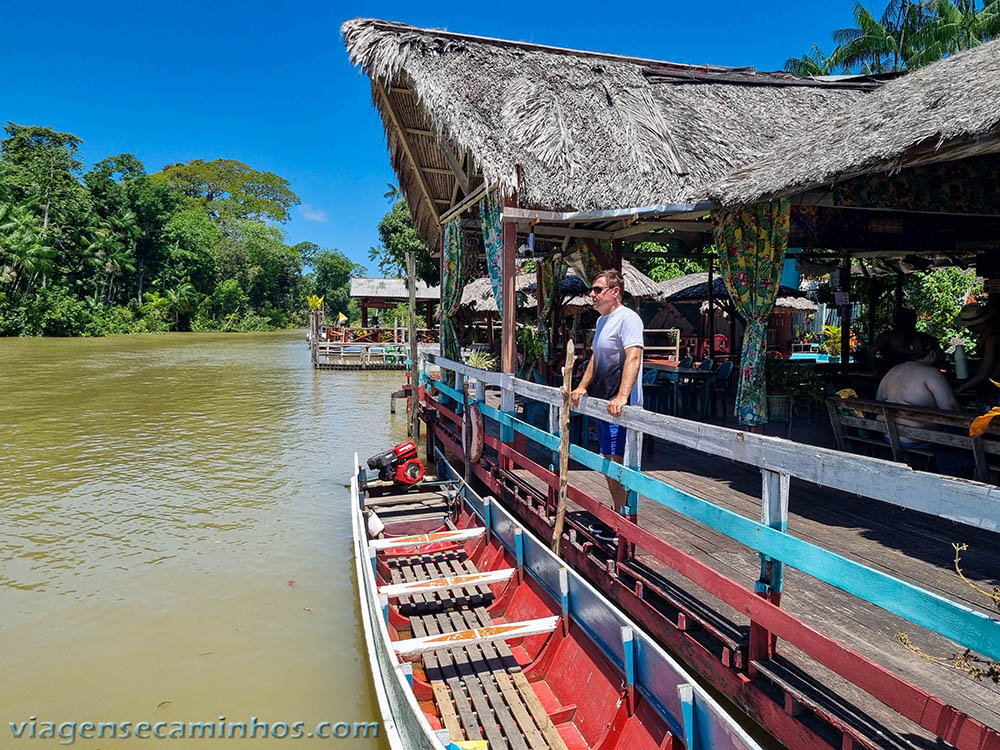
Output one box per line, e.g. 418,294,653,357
0,123,362,336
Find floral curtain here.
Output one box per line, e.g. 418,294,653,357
441,217,465,365
538,259,568,359
713,199,791,426
479,191,504,319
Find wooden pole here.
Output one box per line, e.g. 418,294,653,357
708,256,715,360
839,254,851,368
551,339,576,554
501,194,518,375
407,252,419,438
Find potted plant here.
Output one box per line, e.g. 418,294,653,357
821,325,842,362
764,354,794,422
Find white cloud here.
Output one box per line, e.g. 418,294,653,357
300,204,328,222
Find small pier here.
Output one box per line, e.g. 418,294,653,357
314,341,407,370
309,309,436,370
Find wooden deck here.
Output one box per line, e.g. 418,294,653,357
511,434,1000,748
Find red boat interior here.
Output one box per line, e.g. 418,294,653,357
367,484,679,750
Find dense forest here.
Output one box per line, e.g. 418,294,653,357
0,123,363,336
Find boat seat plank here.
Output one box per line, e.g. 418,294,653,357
421,554,550,750
394,617,560,657
431,681,464,742
444,559,568,750
411,559,508,750
380,568,515,599
364,490,452,507
381,506,567,750
398,564,482,741
435,569,554,750
370,527,483,551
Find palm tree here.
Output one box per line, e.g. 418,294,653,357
784,44,838,75
383,183,401,204
165,279,198,329
909,0,999,66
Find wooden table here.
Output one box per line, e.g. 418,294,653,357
644,359,717,416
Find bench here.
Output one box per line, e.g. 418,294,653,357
825,395,1000,483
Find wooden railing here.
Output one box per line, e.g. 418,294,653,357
415,352,1000,750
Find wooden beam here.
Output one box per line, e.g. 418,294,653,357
611,220,712,239
404,127,433,137
420,166,456,176
374,82,440,224
393,616,560,658
439,184,488,224
439,145,471,194
368,527,484,551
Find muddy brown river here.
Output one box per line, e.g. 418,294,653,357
1,330,409,748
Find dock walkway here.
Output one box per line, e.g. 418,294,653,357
513,434,1000,748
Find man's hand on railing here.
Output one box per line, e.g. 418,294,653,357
570,387,586,409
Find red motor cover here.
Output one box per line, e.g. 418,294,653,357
393,441,418,460
394,457,425,485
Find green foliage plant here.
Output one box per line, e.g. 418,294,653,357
821,324,842,356
465,350,497,372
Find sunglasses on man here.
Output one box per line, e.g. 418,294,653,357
590,284,614,294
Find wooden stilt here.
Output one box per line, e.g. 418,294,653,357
552,340,575,554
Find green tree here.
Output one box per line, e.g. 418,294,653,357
162,208,220,293
153,159,300,223
784,45,838,75
369,199,437,285
165,279,199,330
311,249,365,318
905,267,982,347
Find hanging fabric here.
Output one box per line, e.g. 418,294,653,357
713,199,791,427
441,216,465,366
538,258,568,359
479,191,504,319
563,239,604,286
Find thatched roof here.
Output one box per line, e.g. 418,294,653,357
706,40,1000,207
659,273,808,307
350,277,440,300
342,18,868,247
460,273,536,313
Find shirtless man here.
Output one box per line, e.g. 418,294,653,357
876,335,970,476
876,335,958,425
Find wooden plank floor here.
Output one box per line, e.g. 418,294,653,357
508,433,1000,749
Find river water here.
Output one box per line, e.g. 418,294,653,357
1,330,408,748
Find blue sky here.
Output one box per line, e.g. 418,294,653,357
0,1,884,273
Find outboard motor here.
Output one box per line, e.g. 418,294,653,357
366,441,425,486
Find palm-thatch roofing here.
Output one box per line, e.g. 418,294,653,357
350,277,440,300
460,260,661,313
705,40,1000,207
659,272,813,310
342,18,870,247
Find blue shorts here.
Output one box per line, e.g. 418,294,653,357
596,420,627,457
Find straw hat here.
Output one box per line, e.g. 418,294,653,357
957,303,995,327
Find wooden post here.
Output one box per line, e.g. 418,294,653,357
707,256,715,360
407,252,418,437
361,306,368,328
552,340,575,554
749,468,789,671
611,239,623,274
501,194,518,376
839,253,851,368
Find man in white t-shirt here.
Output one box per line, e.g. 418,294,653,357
570,269,644,511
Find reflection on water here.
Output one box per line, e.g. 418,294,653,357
1,331,407,747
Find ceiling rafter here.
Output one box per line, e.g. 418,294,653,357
375,82,440,224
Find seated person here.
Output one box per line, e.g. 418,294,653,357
876,333,971,477
954,302,1000,397
868,308,918,377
